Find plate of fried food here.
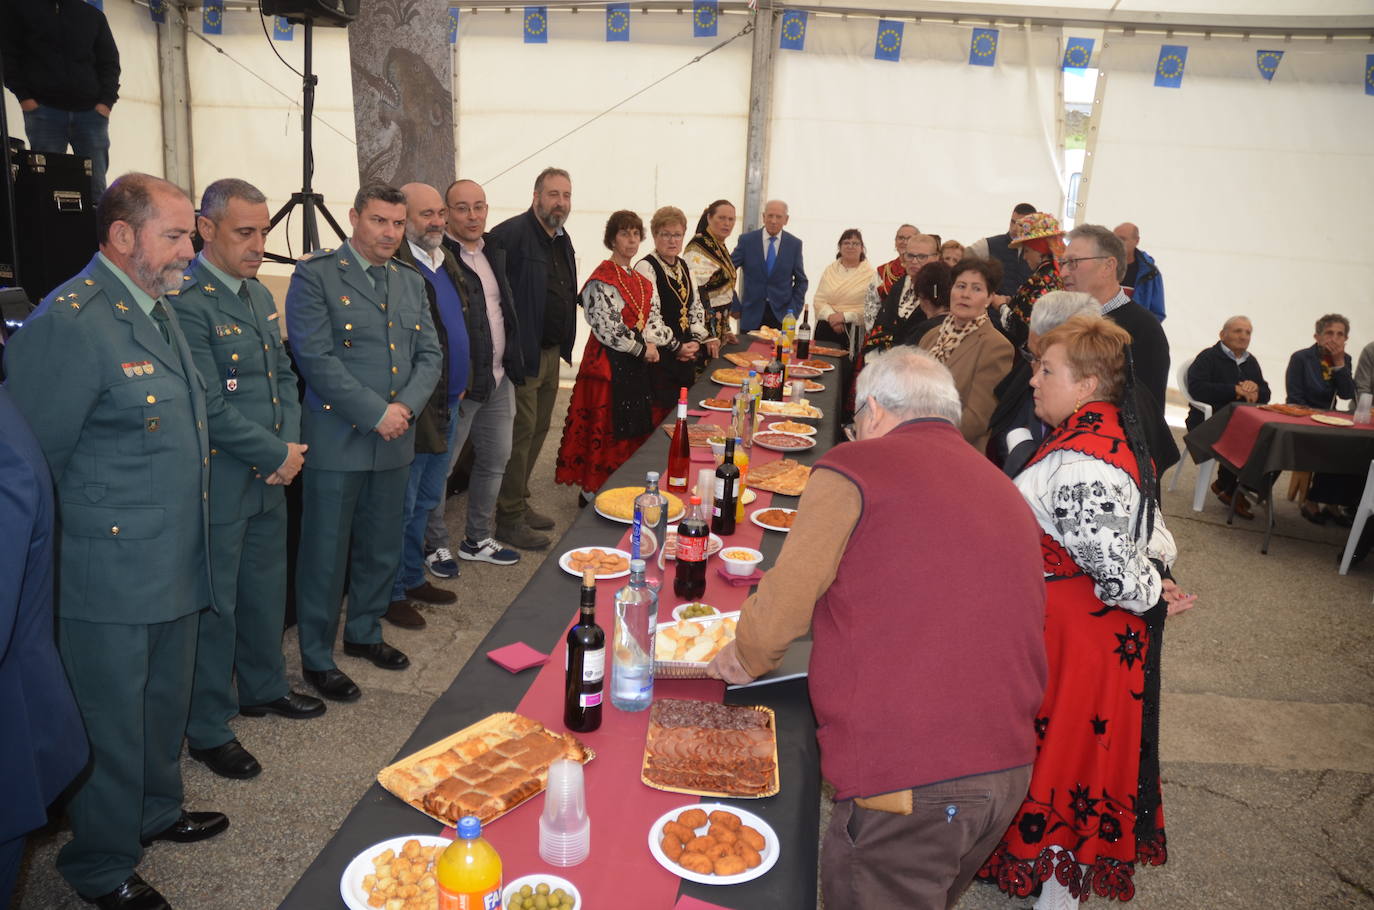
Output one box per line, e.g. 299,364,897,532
341,835,449,910
808,344,848,358
711,367,750,387
750,507,798,532
749,326,785,342
559,547,633,579
649,804,779,885
753,431,816,453
594,486,686,524
764,420,816,436
797,358,834,372
699,398,735,412
784,364,822,379
757,400,822,420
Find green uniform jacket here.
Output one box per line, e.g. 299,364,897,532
285,246,441,472
171,259,301,523
2,255,213,624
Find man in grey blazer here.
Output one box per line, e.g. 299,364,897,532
173,178,322,782
4,172,226,910
286,184,442,701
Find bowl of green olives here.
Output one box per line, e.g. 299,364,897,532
503,875,579,909
672,602,721,621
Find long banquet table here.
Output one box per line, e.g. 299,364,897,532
279,337,834,909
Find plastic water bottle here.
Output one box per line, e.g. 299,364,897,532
611,559,658,712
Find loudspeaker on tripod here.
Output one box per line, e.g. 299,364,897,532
260,0,357,27
14,150,98,304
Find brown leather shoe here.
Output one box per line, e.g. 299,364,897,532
384,600,426,629
1232,492,1255,520
405,581,456,605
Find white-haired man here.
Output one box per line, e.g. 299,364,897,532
709,346,1047,910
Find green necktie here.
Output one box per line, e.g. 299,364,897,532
152,300,172,346
368,264,388,300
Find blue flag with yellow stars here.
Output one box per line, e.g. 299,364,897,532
969,28,998,67
1365,55,1374,96
202,0,224,35
778,10,807,51
693,0,718,38
874,20,903,62
273,16,294,40
448,7,459,44
149,0,166,24
1255,50,1283,81
1154,44,1187,88
606,4,630,41
1062,37,1093,70
524,6,548,43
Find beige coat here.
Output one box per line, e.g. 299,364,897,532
918,318,1014,453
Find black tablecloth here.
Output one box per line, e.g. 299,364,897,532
278,339,833,909
1183,403,1374,490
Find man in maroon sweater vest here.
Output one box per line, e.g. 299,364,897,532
710,345,1047,909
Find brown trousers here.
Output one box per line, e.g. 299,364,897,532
821,764,1032,910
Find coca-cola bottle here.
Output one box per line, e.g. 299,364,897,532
761,342,784,402
672,495,709,601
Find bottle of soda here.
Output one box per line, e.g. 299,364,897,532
436,816,502,910
795,302,813,360
611,559,658,712
781,310,797,347
564,569,604,732
633,471,668,584
761,342,784,402
673,495,709,601
733,439,750,524
665,387,691,495
712,437,740,536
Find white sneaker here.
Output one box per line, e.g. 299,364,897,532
459,537,521,566
425,547,460,578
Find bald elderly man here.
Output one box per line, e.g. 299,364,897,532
732,199,808,331
1186,316,1270,518
1113,222,1165,321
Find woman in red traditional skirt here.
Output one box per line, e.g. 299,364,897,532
555,210,673,497
978,315,1196,908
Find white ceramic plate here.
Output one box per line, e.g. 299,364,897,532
594,503,686,525
752,431,817,453
661,530,723,560
1311,413,1354,427
784,365,822,378
646,803,780,886
698,399,735,413
757,401,822,420
558,546,633,580
796,359,835,372
713,378,745,388
671,602,722,621
503,874,581,909
762,421,817,436
750,507,797,533
340,835,451,910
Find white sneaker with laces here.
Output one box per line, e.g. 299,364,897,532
459,537,521,566
425,547,460,578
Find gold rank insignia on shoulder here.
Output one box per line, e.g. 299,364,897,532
389,263,398,272
339,259,350,267
70,300,81,310
203,284,216,293
85,279,96,286
114,302,129,312
183,274,193,281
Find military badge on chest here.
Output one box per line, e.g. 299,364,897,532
121,361,155,377
225,366,239,392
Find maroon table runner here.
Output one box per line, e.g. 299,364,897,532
1212,406,1372,469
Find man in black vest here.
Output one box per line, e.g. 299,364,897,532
967,202,1036,298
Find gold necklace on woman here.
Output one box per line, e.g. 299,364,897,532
660,256,692,331
615,262,649,330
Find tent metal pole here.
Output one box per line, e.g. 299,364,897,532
742,2,776,232
156,9,195,194
1074,40,1110,227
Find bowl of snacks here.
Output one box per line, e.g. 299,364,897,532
672,601,721,621
504,875,580,909
719,547,763,577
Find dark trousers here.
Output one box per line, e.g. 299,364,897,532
22,105,110,199
56,613,199,897
760,307,784,329
821,764,1031,910
1,835,24,909
187,501,290,750
496,345,561,527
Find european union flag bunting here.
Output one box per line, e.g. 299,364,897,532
202,0,223,34
1154,44,1187,88
524,7,549,43
1254,50,1283,81
693,0,718,38
448,7,460,44
778,10,807,51
1365,55,1374,96
273,16,294,40
1063,37,1094,70
969,28,998,67
149,0,166,24
874,20,903,62
606,4,630,41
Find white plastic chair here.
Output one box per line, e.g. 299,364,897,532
1338,460,1374,576
1169,358,1218,512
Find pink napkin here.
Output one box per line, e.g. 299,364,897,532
674,896,732,910
715,564,764,586
486,642,550,673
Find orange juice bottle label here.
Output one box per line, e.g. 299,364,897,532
437,884,501,909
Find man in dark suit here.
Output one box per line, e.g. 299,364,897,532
286,184,442,702
488,167,577,550
173,178,322,782
4,172,227,910
731,199,808,332
1186,316,1270,518
0,387,88,908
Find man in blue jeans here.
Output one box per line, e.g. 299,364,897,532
2,0,121,199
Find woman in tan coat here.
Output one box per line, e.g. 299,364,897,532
918,257,1014,453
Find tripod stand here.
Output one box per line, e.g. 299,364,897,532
266,19,347,264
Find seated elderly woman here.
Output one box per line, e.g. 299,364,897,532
978,314,1194,910
916,257,1015,452
813,228,876,348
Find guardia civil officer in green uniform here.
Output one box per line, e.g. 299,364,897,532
287,183,442,701
4,173,227,910
172,178,323,783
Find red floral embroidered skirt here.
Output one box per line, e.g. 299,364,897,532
554,341,654,494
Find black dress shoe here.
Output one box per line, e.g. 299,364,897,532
239,691,326,719
343,639,410,670
188,739,261,780
303,667,361,702
140,810,229,846
83,873,171,909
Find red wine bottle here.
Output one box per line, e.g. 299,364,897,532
673,495,709,600
711,437,740,536
564,569,604,732
666,387,691,494
795,303,813,360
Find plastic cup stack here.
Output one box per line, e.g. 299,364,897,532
539,759,590,866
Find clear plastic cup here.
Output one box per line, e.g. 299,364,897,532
539,759,590,866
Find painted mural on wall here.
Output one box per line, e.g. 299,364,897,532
348,0,454,191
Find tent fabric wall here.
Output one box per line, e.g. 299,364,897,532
768,17,1064,284
1085,36,1374,401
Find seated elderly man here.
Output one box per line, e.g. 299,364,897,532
1186,316,1271,519
708,346,1047,910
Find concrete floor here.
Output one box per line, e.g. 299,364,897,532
12,407,1374,909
